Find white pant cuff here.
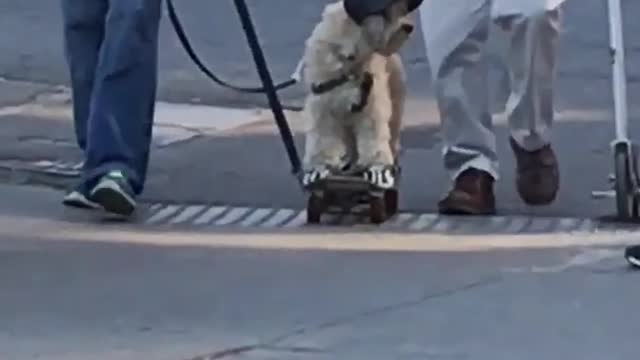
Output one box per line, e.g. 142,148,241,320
449,157,499,181
510,129,551,152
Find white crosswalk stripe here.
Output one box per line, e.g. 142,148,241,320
386,213,415,227
261,209,296,228
239,208,273,227
502,217,530,233
193,206,227,225
214,207,251,226
169,205,207,225
146,205,182,224
282,211,307,228
407,214,438,231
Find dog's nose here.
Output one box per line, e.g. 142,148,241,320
401,23,414,34
346,54,356,61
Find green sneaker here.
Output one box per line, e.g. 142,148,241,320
90,170,137,216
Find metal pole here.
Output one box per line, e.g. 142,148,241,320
232,0,302,177
608,0,629,142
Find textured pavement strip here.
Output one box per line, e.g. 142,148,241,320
137,203,633,234
0,159,84,177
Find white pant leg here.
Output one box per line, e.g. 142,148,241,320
419,0,499,180
494,1,563,151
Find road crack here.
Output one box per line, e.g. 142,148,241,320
266,276,501,345
185,276,501,360
189,345,259,360
188,344,327,360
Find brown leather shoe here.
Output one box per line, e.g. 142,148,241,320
438,168,496,215
510,137,559,206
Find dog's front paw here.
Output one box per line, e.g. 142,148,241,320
363,165,396,189
302,167,332,188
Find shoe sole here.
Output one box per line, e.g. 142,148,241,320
438,207,496,216
91,180,136,216
625,255,640,269
510,138,560,207
63,192,100,210
516,175,559,206
438,201,496,216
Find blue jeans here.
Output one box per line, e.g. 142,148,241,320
61,0,162,195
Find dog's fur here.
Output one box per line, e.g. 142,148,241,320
300,0,414,184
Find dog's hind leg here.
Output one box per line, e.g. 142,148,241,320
302,110,348,186
353,72,396,189
353,63,394,169
354,114,396,189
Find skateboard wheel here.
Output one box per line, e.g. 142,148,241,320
369,195,387,224
384,189,399,215
307,193,325,224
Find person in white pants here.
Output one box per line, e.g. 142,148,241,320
419,0,566,215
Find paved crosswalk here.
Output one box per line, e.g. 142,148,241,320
0,159,83,177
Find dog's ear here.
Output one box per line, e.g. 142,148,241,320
378,19,413,56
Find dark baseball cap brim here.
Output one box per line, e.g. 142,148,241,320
408,0,422,12
343,0,423,24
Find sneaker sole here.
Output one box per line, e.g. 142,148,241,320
91,180,136,216
625,255,640,269
63,192,100,210
438,204,496,216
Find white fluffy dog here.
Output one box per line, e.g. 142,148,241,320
300,0,415,190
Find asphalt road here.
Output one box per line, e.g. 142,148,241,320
1,183,640,360
3,4,640,357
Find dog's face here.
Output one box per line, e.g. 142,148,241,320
305,0,415,79
360,0,415,56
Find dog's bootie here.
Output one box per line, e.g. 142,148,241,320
364,165,396,189
302,167,332,189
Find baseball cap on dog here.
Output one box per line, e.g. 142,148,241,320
343,0,423,24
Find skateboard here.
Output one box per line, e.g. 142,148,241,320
304,166,400,224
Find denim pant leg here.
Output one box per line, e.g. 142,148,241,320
83,0,162,195
61,0,108,152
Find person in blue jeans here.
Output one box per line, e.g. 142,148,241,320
60,0,162,216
